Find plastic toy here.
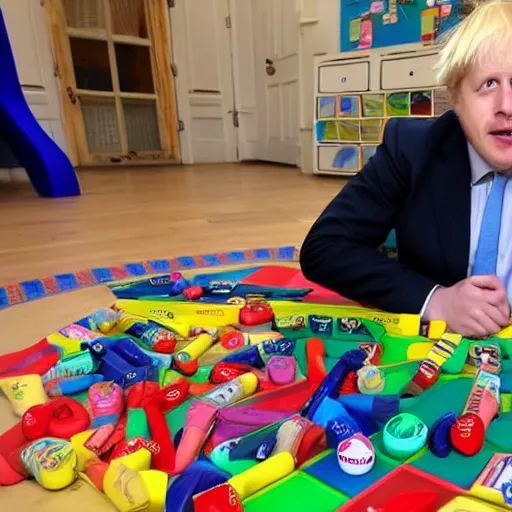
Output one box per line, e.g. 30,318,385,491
6,262,512,512
0,7,80,198
383,413,428,459
0,374,47,415
20,437,78,490
337,433,375,475
451,358,500,456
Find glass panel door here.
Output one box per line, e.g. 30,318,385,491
58,0,178,165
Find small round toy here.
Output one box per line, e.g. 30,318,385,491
337,433,375,476
356,364,385,394
383,413,428,459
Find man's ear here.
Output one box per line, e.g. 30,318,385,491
448,88,459,115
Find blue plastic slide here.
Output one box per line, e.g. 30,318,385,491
0,7,80,197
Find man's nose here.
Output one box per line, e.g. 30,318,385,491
497,86,512,117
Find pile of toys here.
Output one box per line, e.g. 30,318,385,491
1,264,512,511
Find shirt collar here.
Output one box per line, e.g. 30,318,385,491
467,142,494,185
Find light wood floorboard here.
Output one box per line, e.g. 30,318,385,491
0,163,345,285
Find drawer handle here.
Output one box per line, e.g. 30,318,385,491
340,77,347,83
409,71,414,76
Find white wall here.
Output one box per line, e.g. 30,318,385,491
298,0,341,174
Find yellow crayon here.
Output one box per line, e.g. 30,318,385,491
175,333,214,363
139,470,168,512
114,299,242,328
228,451,295,500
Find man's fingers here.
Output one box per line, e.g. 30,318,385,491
481,288,511,313
469,274,504,290
482,302,511,328
469,309,502,336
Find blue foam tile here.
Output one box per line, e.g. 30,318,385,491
0,287,9,308
253,248,271,260
20,279,46,300
176,256,196,268
148,260,171,272
200,254,223,266
303,448,398,498
277,246,295,259
55,273,79,291
91,268,114,283
225,251,246,262
124,263,147,276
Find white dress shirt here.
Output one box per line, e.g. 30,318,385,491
420,142,512,317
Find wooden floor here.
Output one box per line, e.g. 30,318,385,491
0,163,345,285
0,163,346,510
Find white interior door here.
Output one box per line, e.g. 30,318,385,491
252,0,300,165
170,0,237,163
0,0,67,152
228,0,258,161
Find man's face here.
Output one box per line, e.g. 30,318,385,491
453,50,512,172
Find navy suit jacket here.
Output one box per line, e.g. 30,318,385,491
300,110,472,314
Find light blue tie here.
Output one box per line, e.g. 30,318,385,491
472,173,508,275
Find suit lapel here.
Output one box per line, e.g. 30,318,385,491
427,112,471,282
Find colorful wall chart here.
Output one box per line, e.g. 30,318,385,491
341,0,461,52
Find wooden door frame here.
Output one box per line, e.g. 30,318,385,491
44,0,181,167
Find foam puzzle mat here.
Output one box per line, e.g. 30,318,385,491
2,252,512,511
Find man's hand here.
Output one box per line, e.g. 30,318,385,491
424,275,510,337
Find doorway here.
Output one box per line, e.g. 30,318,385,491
169,0,301,166
46,0,181,166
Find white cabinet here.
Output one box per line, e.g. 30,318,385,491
313,43,450,177
380,53,440,90
318,61,370,93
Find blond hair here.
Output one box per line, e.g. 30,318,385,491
435,0,512,98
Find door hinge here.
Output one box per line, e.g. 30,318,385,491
232,110,239,128
171,63,178,77
225,16,232,28
168,0,175,7
178,120,185,131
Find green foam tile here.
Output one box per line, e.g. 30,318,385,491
378,361,419,395
379,336,428,366
486,411,512,451
243,470,349,512
501,359,512,374
496,336,512,359
400,378,474,429
411,442,496,489
501,393,512,413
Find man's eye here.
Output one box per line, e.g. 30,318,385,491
485,79,497,88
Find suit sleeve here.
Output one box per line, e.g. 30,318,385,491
300,119,438,314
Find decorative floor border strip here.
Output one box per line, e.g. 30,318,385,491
0,245,300,310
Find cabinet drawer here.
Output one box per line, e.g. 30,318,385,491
318,62,369,93
380,53,439,90
317,144,360,172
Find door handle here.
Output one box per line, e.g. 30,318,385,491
265,58,276,76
